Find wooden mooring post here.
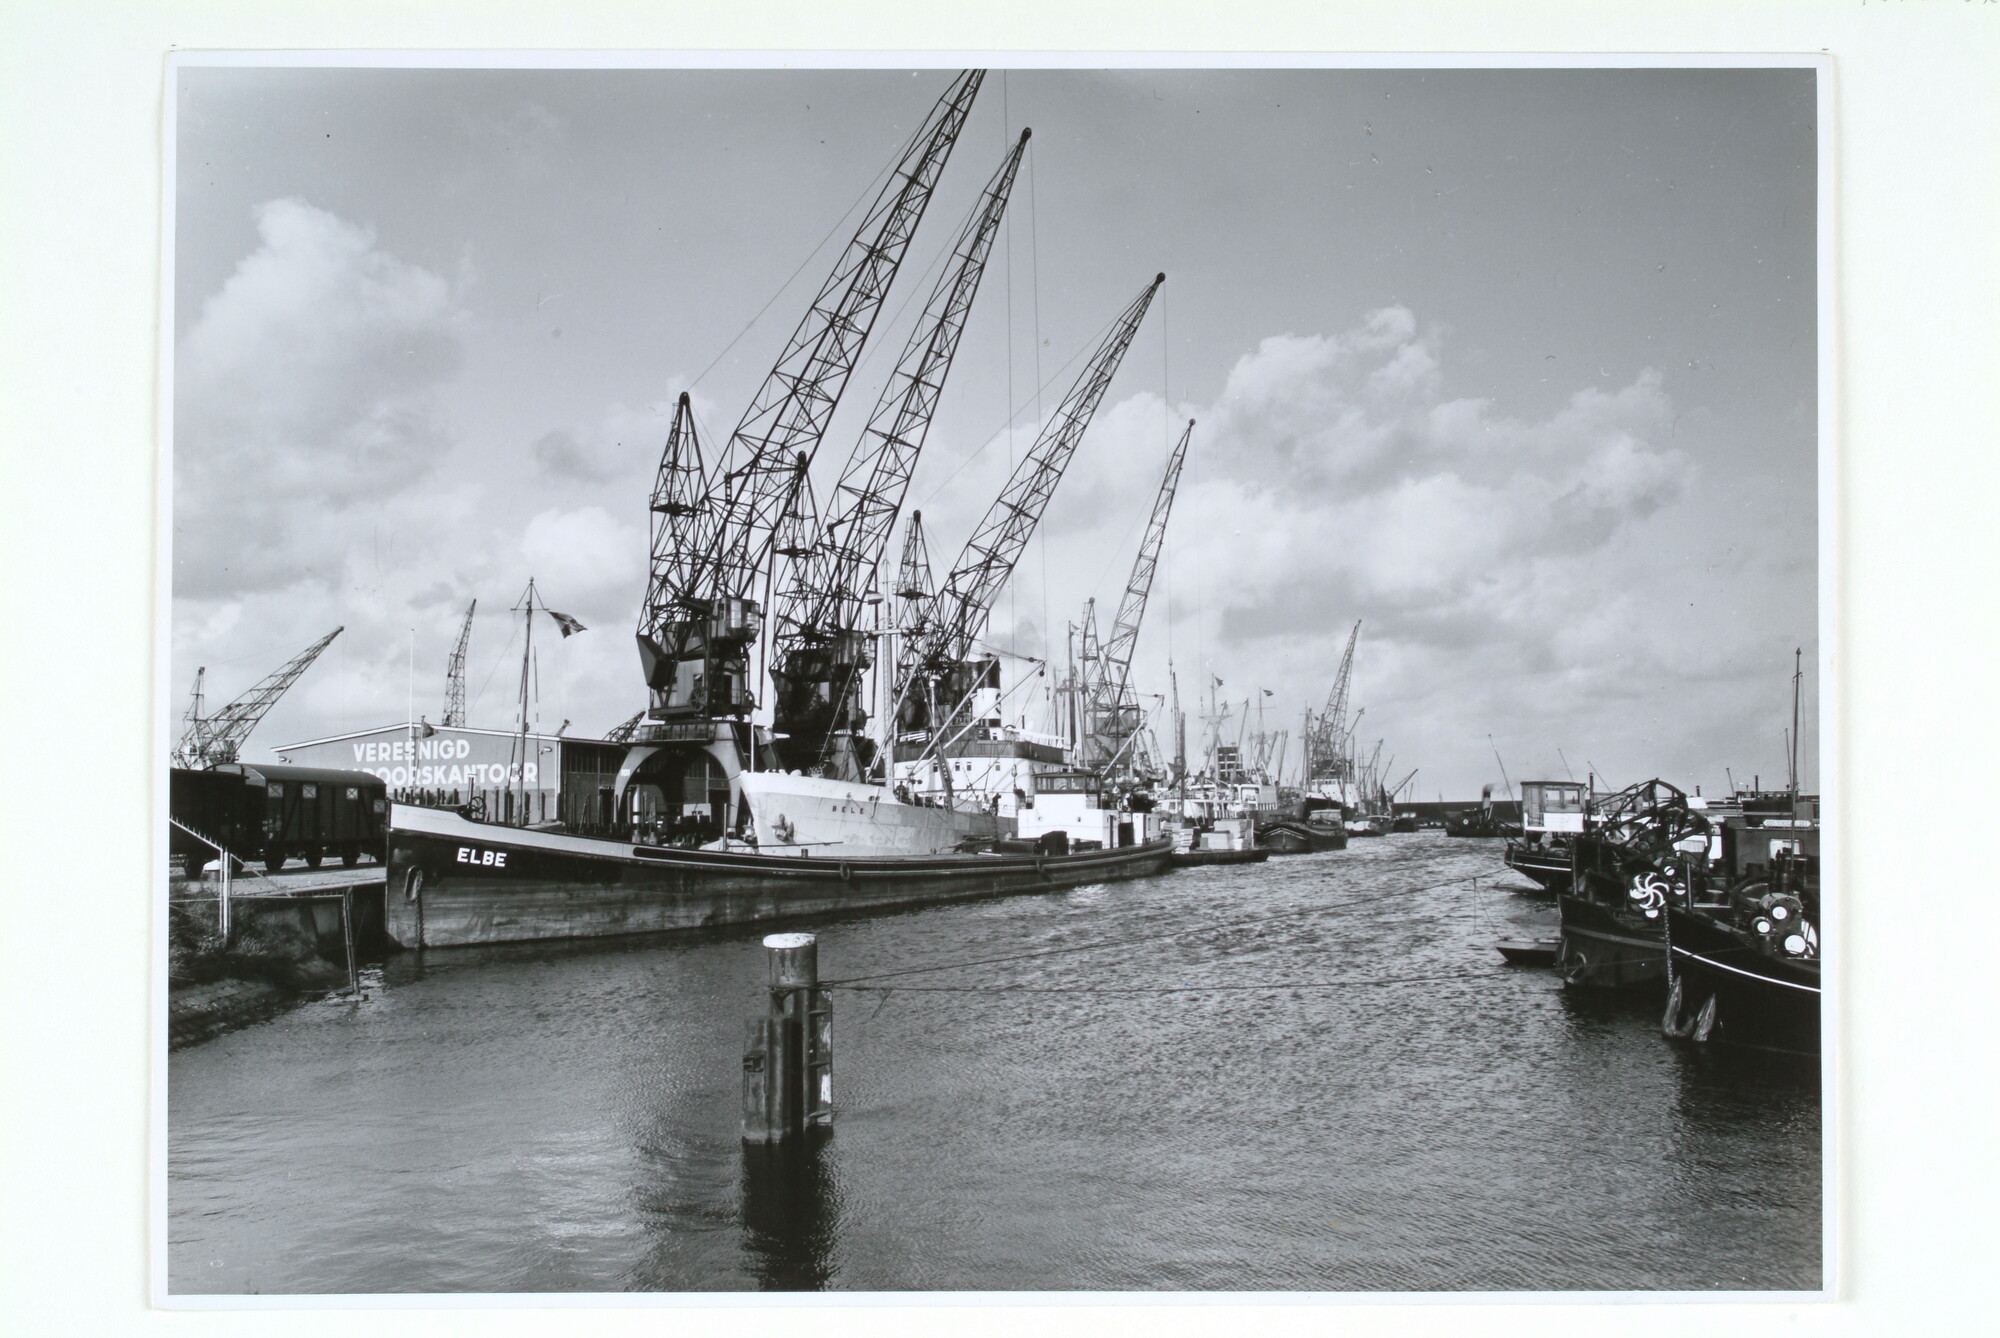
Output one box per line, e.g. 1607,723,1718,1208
742,932,832,1144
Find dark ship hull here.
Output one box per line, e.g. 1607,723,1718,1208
385,804,1174,949
1444,811,1503,837
1555,893,1667,990
1663,904,1821,1056
1503,839,1572,895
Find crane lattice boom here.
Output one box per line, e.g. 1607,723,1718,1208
900,272,1165,722
768,130,1030,771
635,70,983,725
894,510,935,635
175,627,342,768
1080,418,1192,777
443,599,475,727
1306,620,1362,784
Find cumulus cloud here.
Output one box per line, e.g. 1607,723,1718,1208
967,305,1807,791
174,198,466,595
172,244,1810,791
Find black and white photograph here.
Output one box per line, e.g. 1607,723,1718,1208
154,57,1834,1298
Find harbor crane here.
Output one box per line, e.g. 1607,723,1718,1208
1078,418,1193,780
175,626,342,768
442,599,475,728
768,128,1031,776
634,70,983,732
895,272,1166,742
1305,620,1362,794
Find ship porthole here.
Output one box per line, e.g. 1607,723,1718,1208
838,861,853,883
404,867,423,903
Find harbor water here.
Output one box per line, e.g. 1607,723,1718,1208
167,833,1822,1293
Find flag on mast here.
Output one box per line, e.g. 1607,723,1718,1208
545,610,587,638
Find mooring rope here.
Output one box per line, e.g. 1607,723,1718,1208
826,966,1510,997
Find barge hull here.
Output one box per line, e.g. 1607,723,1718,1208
1665,906,1821,1055
1556,895,1667,990
385,804,1173,949
1503,846,1571,895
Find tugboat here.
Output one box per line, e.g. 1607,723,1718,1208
1556,778,1710,990
1503,779,1589,895
1444,785,1505,837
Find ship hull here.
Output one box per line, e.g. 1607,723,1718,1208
1257,819,1342,855
1556,894,1667,990
1664,905,1821,1056
1503,841,1572,895
1304,822,1349,851
736,770,997,856
1171,846,1268,867
384,804,1173,949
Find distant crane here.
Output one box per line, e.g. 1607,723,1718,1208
442,599,475,727
1079,418,1194,780
896,272,1166,741
1305,621,1362,794
175,627,342,768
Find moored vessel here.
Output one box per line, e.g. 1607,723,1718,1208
1503,779,1589,895
1661,785,1821,1054
1556,778,1710,990
386,801,1171,948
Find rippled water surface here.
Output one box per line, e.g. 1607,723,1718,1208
168,834,1822,1293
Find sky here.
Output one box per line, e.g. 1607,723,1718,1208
170,64,1819,798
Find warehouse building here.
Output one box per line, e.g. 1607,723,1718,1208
272,720,745,838
273,722,627,830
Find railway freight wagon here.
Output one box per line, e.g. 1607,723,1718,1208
169,764,388,872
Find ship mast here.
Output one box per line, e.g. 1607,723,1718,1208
1789,646,1803,802
514,580,538,825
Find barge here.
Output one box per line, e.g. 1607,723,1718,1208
1661,790,1821,1054
386,801,1173,948
1556,779,1709,991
